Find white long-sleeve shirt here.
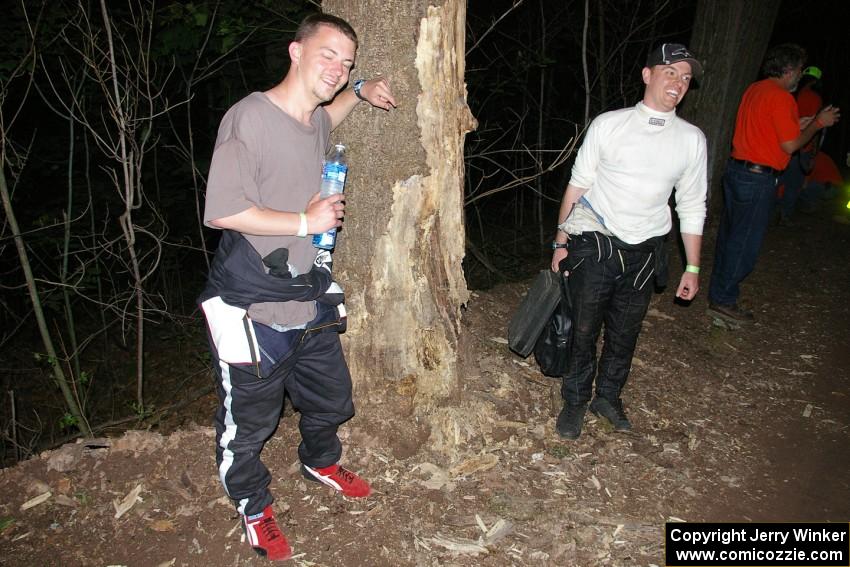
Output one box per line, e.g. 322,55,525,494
564,102,707,244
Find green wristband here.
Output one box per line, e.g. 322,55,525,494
685,264,700,274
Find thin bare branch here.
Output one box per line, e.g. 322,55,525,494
467,0,525,57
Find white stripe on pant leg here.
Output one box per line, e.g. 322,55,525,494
218,360,238,502
633,253,652,288
594,233,601,262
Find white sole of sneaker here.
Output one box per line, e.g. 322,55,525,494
301,465,343,492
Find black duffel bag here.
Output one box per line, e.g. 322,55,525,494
508,270,563,357
533,270,573,377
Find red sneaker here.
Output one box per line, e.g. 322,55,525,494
242,505,292,561
301,463,372,498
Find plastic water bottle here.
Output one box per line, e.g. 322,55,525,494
312,144,348,250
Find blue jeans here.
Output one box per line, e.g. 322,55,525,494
708,159,778,306
560,234,655,405
777,152,810,220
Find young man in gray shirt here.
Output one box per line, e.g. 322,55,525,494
199,13,395,561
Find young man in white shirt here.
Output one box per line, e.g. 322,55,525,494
550,44,708,439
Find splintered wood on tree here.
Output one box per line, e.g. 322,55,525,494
324,1,475,425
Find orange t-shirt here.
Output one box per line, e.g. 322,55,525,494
796,86,822,117
730,78,799,170
796,86,822,153
806,152,843,185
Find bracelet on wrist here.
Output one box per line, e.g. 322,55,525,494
685,264,700,274
297,212,308,238
814,118,824,129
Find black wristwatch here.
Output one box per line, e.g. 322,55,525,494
353,79,367,101
551,242,568,250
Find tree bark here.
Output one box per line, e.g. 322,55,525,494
322,1,475,440
682,0,781,211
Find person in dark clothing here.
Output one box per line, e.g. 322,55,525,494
776,65,825,225
199,13,396,562
550,44,708,440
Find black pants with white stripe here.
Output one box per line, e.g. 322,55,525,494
560,233,655,405
209,323,354,517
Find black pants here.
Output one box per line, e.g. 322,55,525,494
209,322,353,516
560,233,655,405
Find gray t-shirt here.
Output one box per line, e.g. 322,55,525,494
204,92,331,327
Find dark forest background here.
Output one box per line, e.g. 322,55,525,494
1,0,848,465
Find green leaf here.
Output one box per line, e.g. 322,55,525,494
59,413,78,429
192,9,208,28
221,34,235,53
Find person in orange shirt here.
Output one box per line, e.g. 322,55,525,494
798,151,844,213
776,66,824,224
708,44,840,324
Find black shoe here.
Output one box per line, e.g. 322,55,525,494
707,302,754,324
589,397,632,431
556,403,587,439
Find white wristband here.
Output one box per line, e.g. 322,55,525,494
297,212,308,238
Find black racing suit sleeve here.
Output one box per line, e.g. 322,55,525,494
198,230,334,308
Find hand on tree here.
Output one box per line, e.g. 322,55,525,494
360,77,397,111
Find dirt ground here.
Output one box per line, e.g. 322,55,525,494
1,207,849,566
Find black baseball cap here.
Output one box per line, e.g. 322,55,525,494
645,43,703,78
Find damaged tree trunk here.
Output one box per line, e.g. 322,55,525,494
322,0,476,450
